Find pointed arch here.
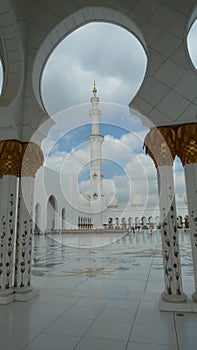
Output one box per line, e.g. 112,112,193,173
34,202,41,233
47,195,58,231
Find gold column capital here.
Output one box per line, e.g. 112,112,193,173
0,140,44,178
144,127,176,167
21,142,44,177
176,123,197,166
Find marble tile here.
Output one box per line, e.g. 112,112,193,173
85,320,131,340
62,305,103,320
75,337,126,350
23,333,80,350
127,342,177,350
105,298,139,310
96,308,135,323
130,323,177,345
0,326,40,350
74,296,109,307
44,316,93,337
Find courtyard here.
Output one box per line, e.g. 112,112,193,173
0,230,197,349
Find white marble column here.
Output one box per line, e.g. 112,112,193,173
144,126,187,304
0,175,18,304
14,177,37,300
157,166,187,302
184,163,197,301
14,142,43,301
176,123,197,302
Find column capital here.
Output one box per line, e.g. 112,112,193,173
176,123,197,166
21,142,44,177
0,140,44,178
144,127,176,167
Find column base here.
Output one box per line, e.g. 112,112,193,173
0,288,15,304
161,291,187,303
14,288,39,302
192,291,197,302
0,292,15,305
14,285,33,294
159,296,192,312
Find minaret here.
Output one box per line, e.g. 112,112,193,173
87,82,104,212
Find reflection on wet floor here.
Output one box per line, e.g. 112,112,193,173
32,229,193,284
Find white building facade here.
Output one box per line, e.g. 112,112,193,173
34,85,188,233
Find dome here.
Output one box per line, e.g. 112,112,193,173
107,192,118,208
131,192,144,207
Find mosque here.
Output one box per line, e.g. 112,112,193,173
0,0,197,316
34,83,188,233
34,83,188,232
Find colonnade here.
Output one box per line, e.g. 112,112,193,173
0,122,196,305
144,123,197,302
78,217,93,229
0,140,43,304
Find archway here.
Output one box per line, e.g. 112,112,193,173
62,208,66,230
187,16,197,69
142,216,147,228
33,6,147,113
34,203,41,234
0,60,3,96
108,217,113,229
47,195,58,231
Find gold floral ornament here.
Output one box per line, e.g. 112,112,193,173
21,142,44,177
0,140,44,178
0,140,23,178
144,127,176,167
176,123,197,166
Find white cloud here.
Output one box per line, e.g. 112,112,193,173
38,20,194,210
41,22,147,115
187,19,197,68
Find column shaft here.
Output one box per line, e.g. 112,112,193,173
0,175,18,301
157,166,186,302
184,163,197,301
14,177,34,293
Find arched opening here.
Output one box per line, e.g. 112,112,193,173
47,195,58,231
128,217,132,226
114,217,120,229
62,208,66,230
34,203,41,234
40,24,147,115
121,217,127,230
148,216,153,229
187,18,197,69
177,215,183,229
142,216,147,229
155,216,160,229
108,217,113,229
0,60,3,96
184,215,189,229
135,217,140,230
78,216,81,229
34,7,147,113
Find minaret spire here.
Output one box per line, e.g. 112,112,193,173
87,83,104,209
92,81,97,95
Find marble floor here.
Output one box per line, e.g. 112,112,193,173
1,229,197,350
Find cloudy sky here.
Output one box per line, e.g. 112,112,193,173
0,20,196,210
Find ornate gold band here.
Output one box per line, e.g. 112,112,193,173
144,127,176,167
0,140,44,178
144,123,197,167
176,124,197,166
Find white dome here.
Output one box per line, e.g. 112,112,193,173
132,192,144,207
107,192,118,208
